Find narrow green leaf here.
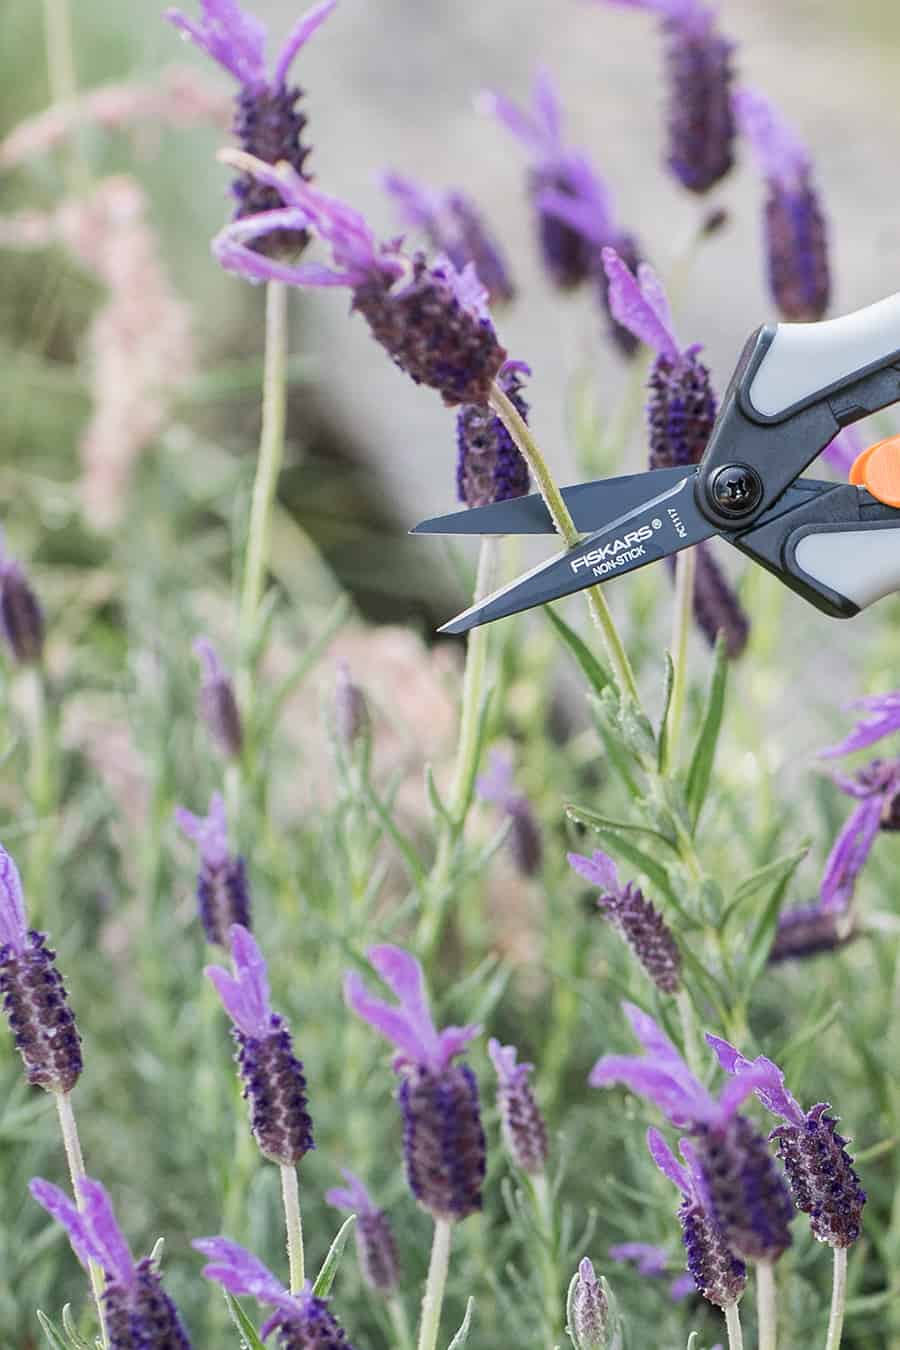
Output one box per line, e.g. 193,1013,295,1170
313,1215,357,1297
545,605,611,696
685,632,728,830
446,1296,475,1349
456,687,495,823
566,803,678,852
259,594,351,734
35,1312,69,1350
363,782,427,889
60,1306,92,1349
721,846,809,930
424,763,452,826
657,651,675,773
223,1292,266,1350
742,870,798,992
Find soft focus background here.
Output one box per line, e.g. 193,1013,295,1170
2,1,900,1347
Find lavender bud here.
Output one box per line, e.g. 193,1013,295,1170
398,1063,486,1220
691,1116,794,1263
0,930,82,1094
599,883,682,995
648,348,717,469
275,1298,358,1349
352,253,507,407
334,661,369,747
663,14,735,193
566,1259,614,1350
234,1014,315,1166
194,638,243,759
768,904,854,964
770,1104,866,1248
356,1209,400,1293
0,556,44,665
678,1198,746,1308
456,360,530,508
531,166,595,290
177,796,251,946
103,1259,192,1348
488,1040,549,1175
764,177,830,321
507,800,543,878
691,543,749,659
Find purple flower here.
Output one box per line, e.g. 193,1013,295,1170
381,171,515,306
647,1127,746,1309
31,1176,191,1346
707,1036,866,1247
0,537,44,665
325,1168,400,1293
566,1258,614,1350
568,849,681,994
590,1003,794,1262
334,660,369,748
456,360,531,510
166,0,336,257
820,692,900,760
477,748,543,875
594,0,736,194
0,843,82,1094
733,87,830,321
206,924,314,1165
608,1242,694,1301
194,637,243,758
488,1038,549,1175
768,902,855,964
345,945,485,1219
213,162,507,407
176,792,251,946
194,1236,358,1345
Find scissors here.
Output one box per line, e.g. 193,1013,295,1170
413,293,900,635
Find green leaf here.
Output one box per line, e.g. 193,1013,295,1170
657,651,675,773
312,1215,356,1297
685,632,728,830
741,857,805,992
545,606,611,696
721,846,809,931
565,804,677,851
424,763,451,826
363,781,427,890
35,1312,69,1350
61,1306,92,1349
455,687,495,823
446,1296,475,1349
223,1293,266,1350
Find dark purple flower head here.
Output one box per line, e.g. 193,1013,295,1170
194,637,243,758
381,171,515,307
566,1258,615,1350
707,1036,866,1248
568,849,681,993
334,661,369,748
345,945,485,1219
456,360,531,510
167,0,336,257
477,748,542,875
214,160,507,406
594,0,735,193
207,925,314,1165
488,1038,549,1175
0,843,82,1094
768,902,855,964
325,1169,400,1293
194,1236,357,1346
591,1004,793,1262
647,1128,746,1308
0,537,44,666
31,1176,191,1346
734,87,829,320
176,792,251,945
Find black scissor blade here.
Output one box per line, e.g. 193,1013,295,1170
412,467,687,536
439,473,714,635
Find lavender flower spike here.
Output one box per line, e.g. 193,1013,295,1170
0,843,82,1094
166,0,336,257
325,1168,400,1293
477,747,542,875
194,637,243,758
566,1258,618,1350
734,87,830,321
707,1036,866,1248
345,944,485,1220
214,157,507,407
176,791,251,945
381,171,515,307
456,360,531,510
646,1127,746,1309
593,0,736,194
590,1003,794,1262
194,1235,358,1347
31,1176,191,1346
488,1038,549,1175
0,535,44,665
207,924,314,1165
568,848,681,993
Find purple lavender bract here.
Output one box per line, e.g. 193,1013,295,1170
31,1176,192,1347
345,944,485,1220
0,845,82,1094
456,361,531,509
194,637,243,758
488,1039,549,1175
326,1169,399,1293
207,925,314,1166
567,1258,612,1350
569,849,681,994
176,793,251,946
0,542,44,665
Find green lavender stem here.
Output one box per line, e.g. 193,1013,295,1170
41,0,89,193
666,546,696,768
756,1261,777,1350
388,1294,414,1350
488,382,640,706
532,1171,561,1343
55,1093,108,1348
280,1163,305,1293
675,986,704,1080
725,1301,744,1350
26,665,56,920
417,1218,453,1350
824,1247,848,1350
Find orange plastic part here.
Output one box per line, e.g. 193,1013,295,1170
849,435,900,509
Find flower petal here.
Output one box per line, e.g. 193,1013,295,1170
589,1056,709,1126
166,1,267,86
0,842,27,953
272,0,337,87
78,1179,136,1291
819,691,900,759
325,1168,374,1215
567,849,619,894
601,248,679,361
733,87,810,191
193,1236,298,1313
646,1127,690,1195
820,793,883,912
29,1179,105,1274
343,971,435,1067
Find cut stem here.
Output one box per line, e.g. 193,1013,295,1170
824,1247,848,1350
280,1163,305,1293
755,1261,777,1350
416,1217,453,1350
725,1301,744,1350
55,1093,108,1347
666,545,696,768
488,382,639,706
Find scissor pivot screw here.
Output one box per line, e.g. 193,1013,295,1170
709,464,763,517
